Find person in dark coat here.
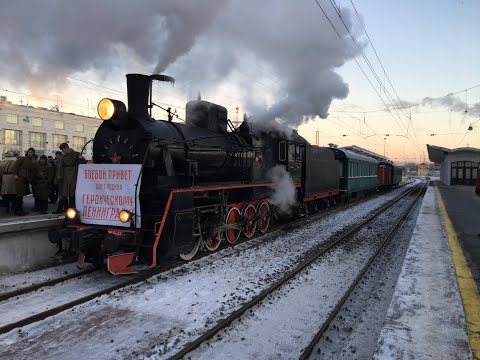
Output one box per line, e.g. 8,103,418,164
0,152,18,213
12,148,35,216
56,143,85,212
48,153,60,203
33,155,54,214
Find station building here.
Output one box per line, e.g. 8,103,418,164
417,163,430,176
427,144,480,186
0,96,98,159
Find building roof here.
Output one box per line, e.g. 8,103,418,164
333,148,379,164
341,145,388,162
427,144,480,164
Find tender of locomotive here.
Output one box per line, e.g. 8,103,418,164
50,73,345,274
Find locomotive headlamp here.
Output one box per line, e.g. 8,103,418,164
66,208,78,220
97,98,127,121
119,210,133,223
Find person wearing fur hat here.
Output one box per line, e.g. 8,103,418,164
32,155,54,214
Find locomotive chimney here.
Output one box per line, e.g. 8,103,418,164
126,73,150,118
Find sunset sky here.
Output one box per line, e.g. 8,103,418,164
0,0,478,164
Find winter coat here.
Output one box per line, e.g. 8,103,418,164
48,160,57,185
0,157,17,195
58,149,85,198
54,158,63,197
12,156,35,197
33,163,54,200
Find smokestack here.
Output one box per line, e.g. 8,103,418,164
126,73,150,118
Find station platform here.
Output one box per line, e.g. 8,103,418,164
0,194,59,220
374,183,480,359
0,195,61,273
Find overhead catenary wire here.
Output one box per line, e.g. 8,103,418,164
329,103,384,142
344,83,480,114
312,0,417,151
321,0,480,157
0,85,186,118
349,0,410,120
326,1,412,140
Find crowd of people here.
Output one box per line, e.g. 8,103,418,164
0,143,85,216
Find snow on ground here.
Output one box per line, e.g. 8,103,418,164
184,227,386,359
0,263,93,294
0,271,124,327
374,187,472,360
0,182,419,360
184,185,420,360
309,189,423,359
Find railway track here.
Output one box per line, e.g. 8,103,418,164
166,180,427,360
0,181,419,339
0,257,182,335
298,180,428,359
0,265,97,302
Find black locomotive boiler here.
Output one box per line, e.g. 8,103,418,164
50,73,342,274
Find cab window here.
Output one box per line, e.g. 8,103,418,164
279,141,287,161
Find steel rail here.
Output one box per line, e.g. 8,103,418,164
167,181,425,360
0,257,182,335
0,180,419,337
298,180,428,359
0,266,98,302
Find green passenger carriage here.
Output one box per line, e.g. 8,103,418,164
329,148,378,196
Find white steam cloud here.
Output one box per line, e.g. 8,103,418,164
0,1,362,128
422,95,480,117
267,165,297,215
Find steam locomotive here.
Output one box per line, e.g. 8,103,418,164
49,73,400,274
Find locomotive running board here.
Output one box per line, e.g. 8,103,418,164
107,252,139,275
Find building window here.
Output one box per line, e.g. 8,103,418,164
76,123,84,132
4,129,21,145
6,114,18,124
72,136,86,150
55,120,64,130
52,134,67,147
32,117,43,127
30,132,46,148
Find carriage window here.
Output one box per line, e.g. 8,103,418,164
466,168,472,179
279,141,286,161
292,145,303,162
288,144,295,162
